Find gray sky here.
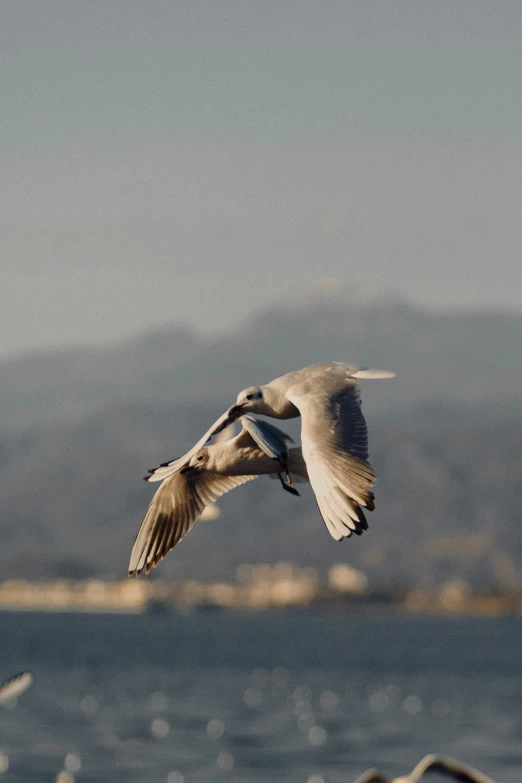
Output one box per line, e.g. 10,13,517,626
1,1,521,358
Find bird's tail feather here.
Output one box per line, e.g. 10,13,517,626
353,369,396,379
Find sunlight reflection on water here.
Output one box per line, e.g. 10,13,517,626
0,610,520,782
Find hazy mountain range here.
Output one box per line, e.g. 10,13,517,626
1,294,521,588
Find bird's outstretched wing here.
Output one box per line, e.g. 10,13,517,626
352,770,389,783
129,470,257,576
0,671,33,705
286,379,375,540
410,755,496,783
351,755,494,783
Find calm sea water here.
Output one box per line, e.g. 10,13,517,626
0,609,520,783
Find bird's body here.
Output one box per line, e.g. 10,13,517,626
129,417,307,576
201,437,307,477
146,362,394,543
246,362,375,419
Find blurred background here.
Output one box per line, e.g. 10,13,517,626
0,2,521,782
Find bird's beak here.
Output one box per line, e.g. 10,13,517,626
227,403,245,419
179,464,191,474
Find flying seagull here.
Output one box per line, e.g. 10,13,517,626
129,416,310,576
146,362,394,542
352,754,495,783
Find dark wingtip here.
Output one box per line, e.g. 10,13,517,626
364,491,376,512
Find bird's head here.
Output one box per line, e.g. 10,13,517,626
180,449,210,472
227,386,264,416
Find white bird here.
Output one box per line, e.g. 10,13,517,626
0,671,33,706
146,362,394,542
129,416,310,576
352,754,495,783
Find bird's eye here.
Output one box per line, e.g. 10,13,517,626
246,393,253,401
197,455,204,461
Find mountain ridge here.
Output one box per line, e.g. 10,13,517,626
2,295,521,430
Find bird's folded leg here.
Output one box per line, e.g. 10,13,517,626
277,473,300,496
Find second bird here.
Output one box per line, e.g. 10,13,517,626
129,416,309,576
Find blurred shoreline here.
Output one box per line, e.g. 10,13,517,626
0,565,520,616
